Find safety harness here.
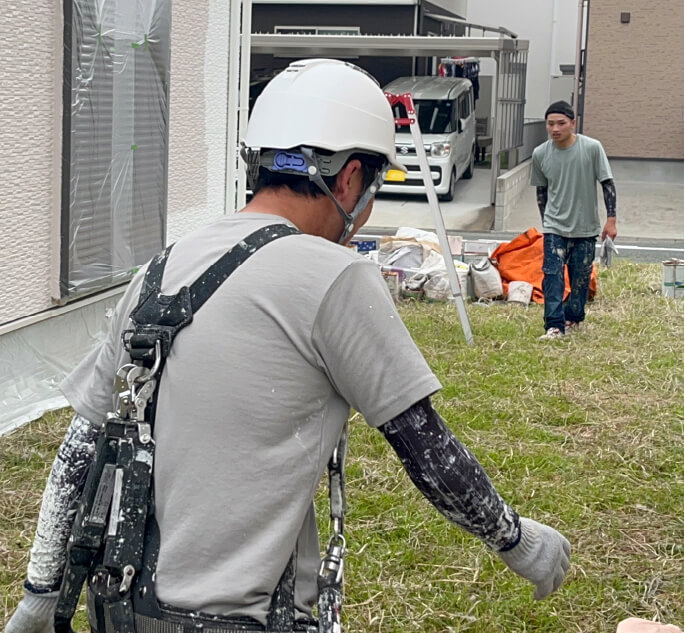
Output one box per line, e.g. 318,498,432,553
54,223,349,633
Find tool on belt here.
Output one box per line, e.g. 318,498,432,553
53,223,350,633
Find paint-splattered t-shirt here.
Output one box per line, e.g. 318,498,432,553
61,212,440,625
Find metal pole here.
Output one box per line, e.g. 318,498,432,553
237,0,253,208
225,0,242,214
489,51,500,205
572,0,584,111
549,0,559,103
409,121,474,345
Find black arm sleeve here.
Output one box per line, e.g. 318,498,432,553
601,178,617,218
379,397,520,551
536,186,548,222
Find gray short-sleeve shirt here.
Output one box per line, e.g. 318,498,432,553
530,134,613,238
60,212,441,624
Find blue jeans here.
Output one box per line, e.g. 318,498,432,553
542,234,596,332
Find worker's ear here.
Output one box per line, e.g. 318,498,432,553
333,159,363,202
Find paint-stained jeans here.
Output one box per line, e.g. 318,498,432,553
542,233,596,332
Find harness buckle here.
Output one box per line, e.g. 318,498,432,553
319,535,346,585
119,564,136,594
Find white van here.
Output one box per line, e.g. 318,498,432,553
382,76,476,201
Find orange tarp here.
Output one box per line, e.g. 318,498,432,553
490,227,597,304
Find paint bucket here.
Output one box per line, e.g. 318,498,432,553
507,280,533,305
661,259,684,298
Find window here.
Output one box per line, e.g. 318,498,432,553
413,100,455,134
60,0,171,299
458,93,472,120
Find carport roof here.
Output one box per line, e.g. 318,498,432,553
251,34,528,58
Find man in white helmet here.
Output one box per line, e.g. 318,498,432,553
7,59,570,633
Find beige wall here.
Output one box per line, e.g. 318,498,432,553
583,0,684,159
0,1,62,325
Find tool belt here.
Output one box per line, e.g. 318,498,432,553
86,589,318,633
54,224,349,633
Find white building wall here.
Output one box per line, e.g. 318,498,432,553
0,1,62,325
466,0,579,119
167,0,231,242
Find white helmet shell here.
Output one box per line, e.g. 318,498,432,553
244,59,405,173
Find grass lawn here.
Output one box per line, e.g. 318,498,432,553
1,260,683,632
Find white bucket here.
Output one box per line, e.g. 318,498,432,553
507,280,534,304
661,259,684,298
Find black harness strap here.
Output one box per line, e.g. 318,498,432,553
56,223,301,633
131,223,302,630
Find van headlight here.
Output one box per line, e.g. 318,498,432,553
431,142,451,157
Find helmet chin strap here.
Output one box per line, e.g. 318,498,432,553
300,147,386,244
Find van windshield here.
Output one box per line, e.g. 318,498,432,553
393,99,455,134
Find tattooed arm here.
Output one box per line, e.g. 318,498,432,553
601,178,617,240
379,397,571,599
536,186,548,224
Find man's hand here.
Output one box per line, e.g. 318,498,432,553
602,217,618,241
5,588,59,633
498,517,571,599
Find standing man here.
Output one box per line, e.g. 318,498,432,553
531,100,617,340
6,60,570,633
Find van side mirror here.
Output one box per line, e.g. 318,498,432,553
457,118,463,133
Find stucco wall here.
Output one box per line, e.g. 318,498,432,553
167,0,230,242
0,1,62,325
583,0,684,159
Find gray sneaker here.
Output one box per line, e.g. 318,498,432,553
539,327,565,340
565,321,581,333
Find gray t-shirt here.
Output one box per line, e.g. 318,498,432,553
60,212,441,624
530,134,613,238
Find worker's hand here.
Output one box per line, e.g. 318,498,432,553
602,217,618,241
498,517,571,600
5,588,59,633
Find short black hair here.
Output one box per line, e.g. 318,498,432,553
253,152,385,197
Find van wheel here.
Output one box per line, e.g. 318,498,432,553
463,146,475,180
439,168,456,202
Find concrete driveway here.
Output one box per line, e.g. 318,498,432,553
369,166,494,232
367,159,683,245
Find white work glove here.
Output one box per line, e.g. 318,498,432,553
5,588,59,633
498,517,571,600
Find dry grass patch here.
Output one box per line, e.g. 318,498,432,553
1,260,682,632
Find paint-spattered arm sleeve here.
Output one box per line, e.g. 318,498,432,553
379,397,521,551
25,414,100,592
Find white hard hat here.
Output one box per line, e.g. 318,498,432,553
244,59,404,173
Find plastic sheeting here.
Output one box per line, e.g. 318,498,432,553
0,293,122,436
61,0,170,298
